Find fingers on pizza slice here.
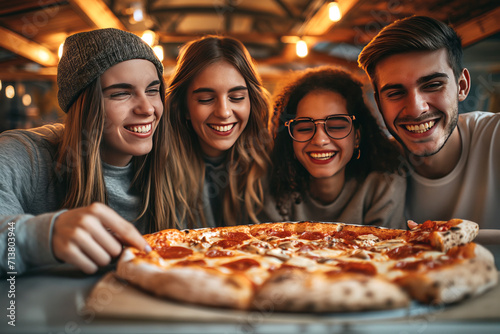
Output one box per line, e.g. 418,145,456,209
394,243,498,304
253,268,410,312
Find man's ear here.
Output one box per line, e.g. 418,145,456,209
458,68,471,102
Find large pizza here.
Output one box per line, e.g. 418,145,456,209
116,219,498,312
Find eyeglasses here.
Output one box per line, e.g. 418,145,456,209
285,115,356,142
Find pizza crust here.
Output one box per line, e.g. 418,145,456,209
394,243,498,304
254,268,410,312
433,219,479,252
117,257,254,309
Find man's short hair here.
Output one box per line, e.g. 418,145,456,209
358,16,463,93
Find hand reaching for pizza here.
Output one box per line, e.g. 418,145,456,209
52,202,151,274
407,220,419,230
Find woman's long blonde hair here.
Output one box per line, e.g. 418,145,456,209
55,70,174,232
166,35,272,228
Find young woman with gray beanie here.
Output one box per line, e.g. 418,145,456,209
0,28,173,275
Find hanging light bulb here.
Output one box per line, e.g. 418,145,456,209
329,2,342,22
141,30,156,46
58,42,64,59
22,94,32,106
5,85,15,99
133,7,144,22
296,39,308,58
153,45,164,61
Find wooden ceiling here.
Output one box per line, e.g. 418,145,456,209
0,0,499,84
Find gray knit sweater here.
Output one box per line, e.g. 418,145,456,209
0,124,143,275
258,172,407,229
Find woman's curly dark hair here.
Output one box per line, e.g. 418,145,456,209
270,66,404,205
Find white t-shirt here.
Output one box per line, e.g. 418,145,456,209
406,111,500,229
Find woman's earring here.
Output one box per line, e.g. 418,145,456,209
355,147,361,160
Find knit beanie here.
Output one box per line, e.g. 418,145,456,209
57,28,163,113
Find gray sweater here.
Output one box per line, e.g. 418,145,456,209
0,124,143,275
258,172,407,229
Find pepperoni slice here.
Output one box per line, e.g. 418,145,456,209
156,246,193,259
223,232,251,242
176,259,207,266
299,231,324,240
327,261,377,276
385,245,424,260
418,219,462,232
214,239,241,248
222,258,260,271
269,230,292,238
215,232,252,248
205,249,234,258
333,230,357,241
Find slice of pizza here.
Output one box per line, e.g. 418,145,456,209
406,219,479,252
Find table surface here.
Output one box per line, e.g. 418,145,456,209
2,245,500,334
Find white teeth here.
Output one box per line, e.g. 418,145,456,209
309,152,335,160
405,120,435,133
209,124,234,132
127,123,152,133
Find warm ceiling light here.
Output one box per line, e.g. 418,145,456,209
22,94,32,106
133,9,143,22
129,2,144,23
58,42,64,59
153,45,164,62
141,30,156,46
5,85,15,99
329,2,342,22
37,49,51,63
296,40,308,58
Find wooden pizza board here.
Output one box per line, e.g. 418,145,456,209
82,272,500,324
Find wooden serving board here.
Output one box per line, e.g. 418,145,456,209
82,272,500,324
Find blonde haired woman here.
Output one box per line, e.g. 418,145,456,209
0,28,172,275
165,35,272,228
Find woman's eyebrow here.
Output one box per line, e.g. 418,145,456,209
228,85,248,93
102,83,133,92
192,85,247,94
147,80,161,88
102,80,160,92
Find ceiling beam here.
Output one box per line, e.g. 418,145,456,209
301,0,361,35
0,67,57,81
151,6,302,23
273,0,298,19
456,7,500,47
0,27,58,67
69,0,125,29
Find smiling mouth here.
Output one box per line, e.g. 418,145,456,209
208,123,235,132
125,123,152,133
404,120,436,134
309,152,336,160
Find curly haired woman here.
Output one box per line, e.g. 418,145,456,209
259,67,407,228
